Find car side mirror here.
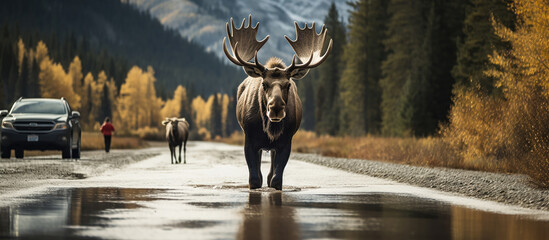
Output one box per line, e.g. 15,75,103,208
71,111,80,119
0,110,8,117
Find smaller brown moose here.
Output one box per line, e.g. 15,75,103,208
162,118,189,164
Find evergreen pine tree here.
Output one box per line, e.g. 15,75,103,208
315,2,346,135
7,47,18,102
452,0,514,93
226,91,238,134
18,54,29,97
380,0,427,136
29,58,40,97
339,0,368,136
363,0,388,134
101,83,112,120
179,86,192,128
297,78,315,131
210,94,222,138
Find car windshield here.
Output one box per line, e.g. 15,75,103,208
11,101,67,114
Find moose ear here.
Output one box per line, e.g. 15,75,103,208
243,66,263,78
162,120,169,125
289,68,309,80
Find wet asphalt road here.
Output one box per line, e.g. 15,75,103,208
1,141,549,240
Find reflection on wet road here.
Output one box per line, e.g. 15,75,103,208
1,187,548,240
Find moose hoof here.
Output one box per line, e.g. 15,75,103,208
267,173,274,187
249,177,262,189
270,177,283,190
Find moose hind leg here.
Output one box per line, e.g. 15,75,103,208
244,141,263,189
178,144,182,164
183,141,187,164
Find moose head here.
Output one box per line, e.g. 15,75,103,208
223,15,332,123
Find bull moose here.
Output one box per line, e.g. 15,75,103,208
222,15,332,190
162,118,189,164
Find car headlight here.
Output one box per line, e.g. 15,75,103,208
53,123,68,130
2,121,14,129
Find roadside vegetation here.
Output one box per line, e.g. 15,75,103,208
80,132,148,151
18,132,147,157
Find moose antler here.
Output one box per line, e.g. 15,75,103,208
284,22,333,73
223,15,269,71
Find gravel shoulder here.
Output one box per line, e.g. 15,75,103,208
292,152,549,211
0,148,161,197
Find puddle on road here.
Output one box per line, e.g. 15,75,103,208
192,183,309,192
0,187,548,240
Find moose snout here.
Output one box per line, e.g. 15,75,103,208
267,98,286,122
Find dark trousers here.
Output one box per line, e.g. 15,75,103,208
104,135,112,153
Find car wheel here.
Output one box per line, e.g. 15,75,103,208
62,137,72,159
1,148,10,159
72,136,81,159
15,149,24,159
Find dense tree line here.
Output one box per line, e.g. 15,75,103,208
0,24,128,111
0,0,523,141
308,0,514,137
0,23,240,139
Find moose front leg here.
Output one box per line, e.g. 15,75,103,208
269,143,291,190
244,141,263,189
267,150,276,187
169,143,174,164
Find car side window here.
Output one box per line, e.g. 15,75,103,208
65,101,72,114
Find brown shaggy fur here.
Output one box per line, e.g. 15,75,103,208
265,57,286,69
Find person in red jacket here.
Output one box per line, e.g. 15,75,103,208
100,117,115,153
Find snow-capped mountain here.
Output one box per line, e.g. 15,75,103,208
126,0,350,64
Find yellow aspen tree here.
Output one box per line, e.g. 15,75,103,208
87,71,106,126
204,94,214,127
143,66,161,127
485,0,549,185
38,58,81,109
161,90,180,120
191,95,206,129
34,41,49,65
68,57,84,102
80,72,94,130
117,66,163,132
176,86,191,120
118,66,143,131
17,38,25,74
161,85,189,120
106,77,118,122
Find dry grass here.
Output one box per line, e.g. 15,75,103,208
218,131,245,145
292,131,461,168
13,132,147,157
81,132,148,150
220,130,461,169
